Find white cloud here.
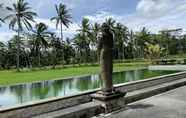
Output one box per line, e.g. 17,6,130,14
84,10,186,34
0,32,15,42
136,0,186,19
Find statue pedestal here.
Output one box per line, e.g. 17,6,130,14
91,91,126,113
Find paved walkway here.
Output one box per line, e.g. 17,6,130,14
148,65,186,71
99,86,186,118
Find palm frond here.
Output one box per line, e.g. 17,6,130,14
5,0,37,31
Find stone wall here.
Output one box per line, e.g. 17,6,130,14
0,71,186,118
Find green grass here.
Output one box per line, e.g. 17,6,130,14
0,62,150,86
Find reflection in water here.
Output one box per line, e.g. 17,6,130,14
0,69,177,108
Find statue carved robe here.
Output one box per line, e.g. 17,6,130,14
98,23,114,94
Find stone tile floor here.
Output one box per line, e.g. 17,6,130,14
97,86,186,118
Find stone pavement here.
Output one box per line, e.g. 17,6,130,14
97,86,186,118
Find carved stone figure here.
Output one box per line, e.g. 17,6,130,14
98,23,114,94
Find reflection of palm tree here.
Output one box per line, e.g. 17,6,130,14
53,80,64,96
125,71,134,82
76,76,90,91
30,82,50,100
90,75,102,89
10,85,27,103
0,87,6,94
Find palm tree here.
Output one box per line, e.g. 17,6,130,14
90,23,101,62
75,18,91,63
31,23,50,67
50,33,63,68
135,27,151,58
73,33,86,63
51,3,72,41
105,18,116,31
51,3,72,64
114,23,129,60
63,38,74,64
5,0,37,71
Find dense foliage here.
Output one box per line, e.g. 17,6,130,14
0,0,185,70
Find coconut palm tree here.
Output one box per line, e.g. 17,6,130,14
51,3,72,64
114,23,129,60
135,27,151,58
75,18,91,63
90,22,101,62
51,3,72,41
5,0,37,71
50,33,63,68
105,17,116,31
31,23,50,67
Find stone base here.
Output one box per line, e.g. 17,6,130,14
91,91,126,113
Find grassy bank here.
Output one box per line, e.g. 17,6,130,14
0,62,150,86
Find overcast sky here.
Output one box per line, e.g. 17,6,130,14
0,0,186,42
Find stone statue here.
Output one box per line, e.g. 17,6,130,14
92,23,126,113
97,23,114,94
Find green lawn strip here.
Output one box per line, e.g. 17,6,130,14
0,62,149,86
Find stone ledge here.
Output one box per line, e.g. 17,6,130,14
32,77,186,118
32,102,103,118
125,78,186,104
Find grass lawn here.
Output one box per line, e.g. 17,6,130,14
0,62,150,86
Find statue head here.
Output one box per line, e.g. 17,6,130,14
101,23,110,33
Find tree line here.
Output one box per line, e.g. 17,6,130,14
0,0,186,70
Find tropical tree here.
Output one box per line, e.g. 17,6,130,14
5,0,37,71
51,3,72,41
0,41,7,69
90,23,101,62
51,3,72,64
135,27,151,58
6,35,25,69
73,33,86,63
63,38,75,64
114,23,129,60
30,23,50,67
74,18,91,63
50,33,63,68
105,18,116,30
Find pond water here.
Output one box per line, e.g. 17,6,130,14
0,69,178,108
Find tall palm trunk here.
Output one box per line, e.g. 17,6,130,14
60,23,64,65
122,46,125,60
38,52,41,67
37,47,41,67
17,31,20,71
16,17,21,72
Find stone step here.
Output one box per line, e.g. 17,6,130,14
32,102,102,118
